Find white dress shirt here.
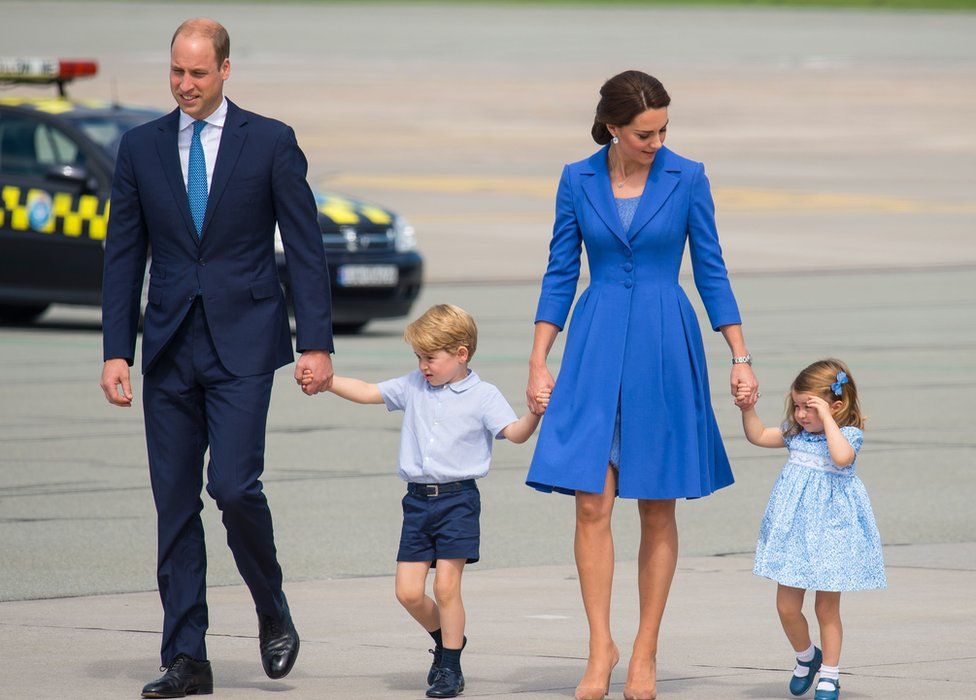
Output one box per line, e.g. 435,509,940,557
178,97,227,192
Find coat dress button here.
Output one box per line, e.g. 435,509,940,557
623,262,633,272
624,279,633,289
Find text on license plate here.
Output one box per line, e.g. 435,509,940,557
337,264,399,287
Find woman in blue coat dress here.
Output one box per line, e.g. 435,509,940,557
525,71,760,700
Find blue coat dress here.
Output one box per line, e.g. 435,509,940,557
526,145,741,500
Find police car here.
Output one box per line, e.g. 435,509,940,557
0,58,423,332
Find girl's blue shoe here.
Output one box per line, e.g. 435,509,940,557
789,647,822,696
813,677,840,700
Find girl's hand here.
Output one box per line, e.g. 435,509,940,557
527,364,554,415
731,363,759,408
805,395,833,419
737,388,758,412
301,369,314,387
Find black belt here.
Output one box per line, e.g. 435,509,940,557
407,479,477,498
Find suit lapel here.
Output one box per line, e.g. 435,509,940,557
627,146,680,240
581,145,629,249
200,100,247,238
155,109,198,244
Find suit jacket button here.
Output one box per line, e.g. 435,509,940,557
197,258,205,265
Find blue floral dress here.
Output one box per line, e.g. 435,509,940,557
753,426,887,592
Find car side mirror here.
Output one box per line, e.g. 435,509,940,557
46,164,98,192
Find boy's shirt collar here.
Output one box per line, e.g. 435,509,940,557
429,369,479,394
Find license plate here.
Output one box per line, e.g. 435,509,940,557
337,264,399,287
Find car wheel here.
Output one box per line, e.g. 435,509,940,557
333,321,368,335
0,303,50,325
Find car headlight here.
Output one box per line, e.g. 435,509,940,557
274,224,285,255
394,215,417,252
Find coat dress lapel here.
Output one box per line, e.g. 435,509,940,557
627,146,680,240
581,145,629,250
155,108,199,245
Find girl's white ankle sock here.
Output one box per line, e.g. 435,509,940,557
793,644,816,677
817,664,840,691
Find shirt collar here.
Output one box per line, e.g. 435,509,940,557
179,96,228,132
446,370,479,393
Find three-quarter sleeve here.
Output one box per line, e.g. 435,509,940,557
687,162,741,331
534,165,582,330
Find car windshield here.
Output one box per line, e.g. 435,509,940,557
66,111,161,158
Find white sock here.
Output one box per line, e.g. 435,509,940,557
793,644,816,677
817,664,840,691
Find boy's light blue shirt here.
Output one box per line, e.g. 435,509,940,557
378,369,518,484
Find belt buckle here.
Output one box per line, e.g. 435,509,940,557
425,484,439,497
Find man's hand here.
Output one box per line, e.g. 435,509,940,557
100,358,133,407
295,350,333,395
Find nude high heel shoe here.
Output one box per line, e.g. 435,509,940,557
623,656,657,699
574,647,620,700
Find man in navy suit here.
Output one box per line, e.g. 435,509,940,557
99,18,334,697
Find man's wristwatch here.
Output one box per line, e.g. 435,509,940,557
731,353,752,366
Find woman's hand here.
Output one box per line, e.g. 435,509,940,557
534,388,551,413
527,363,554,415
735,382,757,411
732,363,759,408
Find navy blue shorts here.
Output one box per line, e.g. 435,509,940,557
397,482,481,566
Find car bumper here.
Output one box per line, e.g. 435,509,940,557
276,250,423,324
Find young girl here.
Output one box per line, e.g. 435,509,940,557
737,359,886,700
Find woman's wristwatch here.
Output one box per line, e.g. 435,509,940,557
731,353,752,366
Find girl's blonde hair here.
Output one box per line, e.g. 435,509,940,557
783,358,864,438
403,304,478,359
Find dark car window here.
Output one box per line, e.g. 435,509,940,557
68,112,159,158
0,112,85,177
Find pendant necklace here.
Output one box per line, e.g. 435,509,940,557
611,149,632,189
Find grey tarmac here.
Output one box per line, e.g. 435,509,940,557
0,2,973,698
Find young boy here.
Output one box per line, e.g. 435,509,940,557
304,304,547,698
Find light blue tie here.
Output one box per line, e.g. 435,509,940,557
187,120,208,237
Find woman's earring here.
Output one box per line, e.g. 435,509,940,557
611,135,619,144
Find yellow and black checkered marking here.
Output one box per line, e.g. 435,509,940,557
317,194,393,227
0,185,110,240
0,97,110,114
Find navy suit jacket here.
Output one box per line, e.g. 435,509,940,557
102,100,333,376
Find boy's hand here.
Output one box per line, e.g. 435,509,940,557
295,351,333,395
301,369,314,388
535,388,551,414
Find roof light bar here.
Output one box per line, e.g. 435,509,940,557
0,58,98,96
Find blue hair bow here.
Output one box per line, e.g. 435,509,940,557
831,371,848,396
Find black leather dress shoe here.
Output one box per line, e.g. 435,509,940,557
427,636,466,686
141,654,213,698
426,667,464,698
259,613,300,679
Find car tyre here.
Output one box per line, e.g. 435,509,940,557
0,303,50,325
333,321,368,335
